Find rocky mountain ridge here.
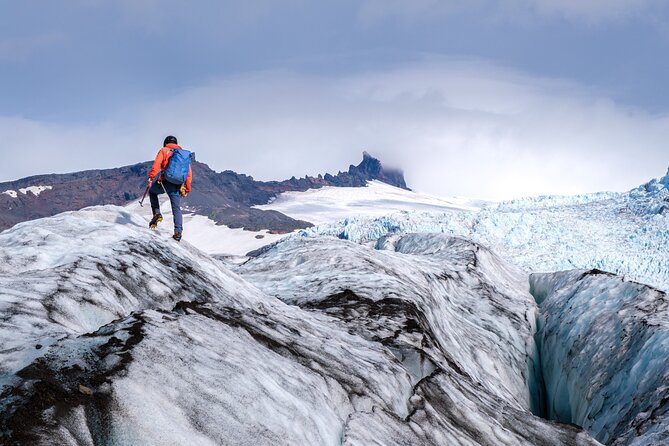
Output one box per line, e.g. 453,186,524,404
0,152,407,232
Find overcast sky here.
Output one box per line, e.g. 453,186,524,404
2,0,669,200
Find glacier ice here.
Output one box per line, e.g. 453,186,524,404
0,206,600,445
297,174,669,293
532,270,669,446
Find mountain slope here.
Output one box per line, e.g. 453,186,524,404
0,152,406,232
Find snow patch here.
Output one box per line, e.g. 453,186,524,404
124,198,290,257
5,185,53,197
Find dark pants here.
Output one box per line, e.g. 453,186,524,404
149,181,183,233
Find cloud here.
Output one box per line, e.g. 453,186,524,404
357,0,468,24
509,0,664,22
0,33,66,62
2,58,669,200
357,0,664,24
82,0,288,33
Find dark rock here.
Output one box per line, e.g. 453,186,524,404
207,207,313,233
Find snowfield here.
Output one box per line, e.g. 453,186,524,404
256,180,484,224
124,200,288,259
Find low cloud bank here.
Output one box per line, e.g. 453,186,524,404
3,58,668,200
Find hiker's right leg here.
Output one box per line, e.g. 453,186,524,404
148,181,165,228
149,181,165,215
149,192,160,216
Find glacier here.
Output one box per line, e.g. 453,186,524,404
0,206,600,445
295,171,669,294
3,168,669,445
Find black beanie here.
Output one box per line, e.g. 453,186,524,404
164,135,178,146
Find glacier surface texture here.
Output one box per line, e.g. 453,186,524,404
0,206,603,445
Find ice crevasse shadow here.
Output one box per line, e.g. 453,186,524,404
530,269,669,446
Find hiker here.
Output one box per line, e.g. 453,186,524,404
147,135,193,241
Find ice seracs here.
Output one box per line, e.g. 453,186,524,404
291,170,669,293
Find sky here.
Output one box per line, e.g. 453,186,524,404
2,0,669,200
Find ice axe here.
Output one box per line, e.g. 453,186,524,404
138,184,151,207
139,174,160,207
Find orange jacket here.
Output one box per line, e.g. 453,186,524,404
148,143,193,193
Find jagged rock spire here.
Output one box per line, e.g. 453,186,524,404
347,151,408,190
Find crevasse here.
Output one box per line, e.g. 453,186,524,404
530,270,669,445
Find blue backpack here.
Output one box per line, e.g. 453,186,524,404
164,148,194,185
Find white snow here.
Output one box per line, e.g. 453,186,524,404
2,185,53,198
18,185,52,196
124,199,288,258
181,213,287,257
257,180,484,225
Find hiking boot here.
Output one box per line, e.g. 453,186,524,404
172,232,182,242
149,213,163,229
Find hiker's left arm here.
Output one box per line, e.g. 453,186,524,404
185,165,193,193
